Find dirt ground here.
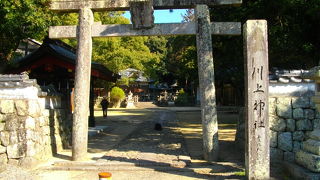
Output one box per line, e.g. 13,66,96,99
176,111,245,179
0,104,282,180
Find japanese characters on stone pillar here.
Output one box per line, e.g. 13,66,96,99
195,4,219,162
244,20,270,179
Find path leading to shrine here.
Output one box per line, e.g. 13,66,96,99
0,104,282,179
35,106,247,179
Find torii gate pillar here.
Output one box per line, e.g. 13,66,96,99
72,7,94,161
195,5,219,162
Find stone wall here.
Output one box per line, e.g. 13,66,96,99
269,96,319,163
236,95,319,163
0,74,72,170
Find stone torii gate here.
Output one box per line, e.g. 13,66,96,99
49,0,270,179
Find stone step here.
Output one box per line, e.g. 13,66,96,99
41,161,241,174
52,158,189,168
40,160,190,171
283,161,320,180
302,139,320,155
309,129,320,141
295,150,320,173
43,165,192,172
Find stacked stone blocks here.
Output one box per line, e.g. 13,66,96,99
269,96,319,163
295,130,320,172
0,98,71,169
0,75,71,170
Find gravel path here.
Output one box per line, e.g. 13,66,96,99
0,106,283,179
101,111,190,167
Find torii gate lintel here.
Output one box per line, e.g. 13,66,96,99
49,22,241,39
50,0,242,12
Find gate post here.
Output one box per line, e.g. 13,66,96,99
72,7,94,161
195,4,219,162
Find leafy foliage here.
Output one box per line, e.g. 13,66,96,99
144,36,168,79
175,88,193,106
0,0,52,62
212,0,320,69
157,10,198,93
211,0,320,104
163,35,198,91
92,13,166,82
92,36,161,77
116,77,130,86
110,86,125,102
0,1,166,84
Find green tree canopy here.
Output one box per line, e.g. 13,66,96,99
55,11,166,81
164,35,198,89
0,0,52,62
212,0,320,69
93,36,161,76
0,1,167,84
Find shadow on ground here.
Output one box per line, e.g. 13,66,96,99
83,108,246,179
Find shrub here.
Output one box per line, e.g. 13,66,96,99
175,89,193,106
110,87,125,107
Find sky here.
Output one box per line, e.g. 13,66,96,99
123,9,188,23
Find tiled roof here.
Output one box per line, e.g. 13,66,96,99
119,68,150,82
0,73,37,88
269,69,314,83
9,38,119,82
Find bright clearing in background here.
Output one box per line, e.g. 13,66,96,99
123,9,188,23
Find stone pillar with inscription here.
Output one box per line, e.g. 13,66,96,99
195,4,219,162
244,20,270,179
72,8,94,161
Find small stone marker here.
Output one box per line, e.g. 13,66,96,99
243,20,270,179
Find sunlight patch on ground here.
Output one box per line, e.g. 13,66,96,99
176,127,202,133
94,110,148,117
218,124,237,128
108,113,146,116
178,122,202,128
176,112,238,145
218,129,236,141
